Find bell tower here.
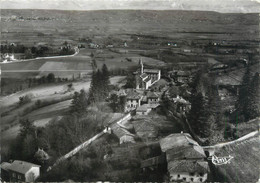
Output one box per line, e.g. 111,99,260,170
139,58,144,74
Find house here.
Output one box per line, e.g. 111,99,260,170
168,70,191,84
172,95,191,114
1,162,11,181
0,160,41,182
126,90,143,111
134,59,161,90
146,91,160,104
159,133,209,182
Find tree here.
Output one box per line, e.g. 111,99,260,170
47,73,55,83
244,73,260,121
25,48,33,59
22,134,37,160
110,93,119,112
237,66,251,121
19,94,32,105
118,96,126,112
71,89,88,113
102,64,110,98
124,73,136,88
88,69,108,104
19,118,36,138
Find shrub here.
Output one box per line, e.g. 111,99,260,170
19,93,33,105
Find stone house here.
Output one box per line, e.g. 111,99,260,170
159,133,209,182
0,160,41,182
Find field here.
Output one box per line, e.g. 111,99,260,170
0,48,93,79
1,10,259,46
0,76,125,152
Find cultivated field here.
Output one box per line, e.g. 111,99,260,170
0,48,93,79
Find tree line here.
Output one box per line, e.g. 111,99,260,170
236,65,259,122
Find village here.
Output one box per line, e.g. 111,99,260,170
1,8,260,183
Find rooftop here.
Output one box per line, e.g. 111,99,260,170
6,160,40,174
144,69,160,74
160,133,199,152
136,104,150,112
127,90,141,100
146,91,159,98
140,73,148,79
177,70,190,76
172,96,190,105
168,160,208,173
0,162,11,171
143,77,152,83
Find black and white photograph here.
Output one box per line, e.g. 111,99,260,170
0,0,259,182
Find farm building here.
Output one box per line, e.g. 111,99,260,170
168,70,191,84
134,59,161,90
159,133,209,182
126,90,143,112
146,91,160,104
0,160,41,182
172,95,191,114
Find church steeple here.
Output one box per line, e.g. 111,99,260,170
139,58,143,74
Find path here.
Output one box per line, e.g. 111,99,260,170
48,113,132,171
1,47,79,64
203,130,259,156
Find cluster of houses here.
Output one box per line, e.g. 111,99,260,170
141,133,209,182
109,59,162,115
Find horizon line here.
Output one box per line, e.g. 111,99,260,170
1,8,260,14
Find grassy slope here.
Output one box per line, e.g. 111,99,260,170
212,132,260,182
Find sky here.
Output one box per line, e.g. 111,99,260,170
0,0,260,13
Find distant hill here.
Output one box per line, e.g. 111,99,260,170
0,9,259,45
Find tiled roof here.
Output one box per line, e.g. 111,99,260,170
160,133,199,152
0,162,11,171
172,97,190,104
140,73,148,79
177,70,190,76
147,91,159,98
166,146,206,161
143,77,152,83
136,104,150,112
127,91,141,100
168,160,208,173
7,160,40,174
144,69,160,74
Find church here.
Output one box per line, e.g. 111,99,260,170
134,59,161,90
